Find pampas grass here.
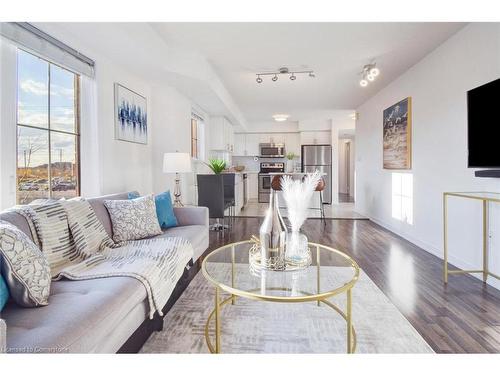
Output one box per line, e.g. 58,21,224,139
281,171,322,232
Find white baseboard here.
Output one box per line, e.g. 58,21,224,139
364,214,500,290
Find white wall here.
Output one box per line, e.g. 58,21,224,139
151,85,211,205
90,59,154,197
355,23,500,288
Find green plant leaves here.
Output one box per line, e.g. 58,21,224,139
206,159,226,174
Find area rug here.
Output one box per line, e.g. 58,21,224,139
141,264,434,353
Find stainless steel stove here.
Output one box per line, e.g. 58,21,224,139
258,162,285,203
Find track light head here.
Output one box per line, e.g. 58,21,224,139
290,74,296,81
309,72,315,78
272,74,278,82
256,76,263,83
370,67,379,77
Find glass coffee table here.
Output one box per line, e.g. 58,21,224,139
202,240,360,353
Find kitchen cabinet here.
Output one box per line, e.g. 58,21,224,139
233,174,244,214
234,133,246,156
210,116,234,152
284,133,300,156
245,134,260,156
248,173,258,200
234,132,300,157
300,131,331,145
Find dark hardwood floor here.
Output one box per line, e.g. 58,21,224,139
206,217,500,353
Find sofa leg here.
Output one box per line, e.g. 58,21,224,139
154,315,164,331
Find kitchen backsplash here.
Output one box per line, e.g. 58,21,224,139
232,156,301,172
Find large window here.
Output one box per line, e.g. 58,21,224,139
16,49,80,204
191,113,205,160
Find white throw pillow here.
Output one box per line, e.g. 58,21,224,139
104,195,162,242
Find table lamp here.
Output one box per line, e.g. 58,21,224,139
163,152,192,207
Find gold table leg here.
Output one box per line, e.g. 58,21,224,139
317,245,321,307
443,193,448,284
347,288,352,353
215,287,221,353
231,245,235,305
483,200,489,283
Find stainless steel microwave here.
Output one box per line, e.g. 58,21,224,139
259,143,286,158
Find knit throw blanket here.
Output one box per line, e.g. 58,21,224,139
16,200,194,319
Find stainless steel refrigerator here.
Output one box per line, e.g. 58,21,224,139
301,145,332,204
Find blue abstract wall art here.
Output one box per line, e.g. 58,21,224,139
114,83,148,144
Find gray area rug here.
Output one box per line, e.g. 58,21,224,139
141,265,433,353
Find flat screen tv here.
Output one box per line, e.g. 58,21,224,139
468,78,500,168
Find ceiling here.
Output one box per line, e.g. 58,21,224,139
151,23,466,123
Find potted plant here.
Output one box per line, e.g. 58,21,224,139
206,158,227,174
285,152,296,173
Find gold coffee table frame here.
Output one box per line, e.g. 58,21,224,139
201,240,360,354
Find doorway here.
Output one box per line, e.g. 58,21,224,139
338,133,355,203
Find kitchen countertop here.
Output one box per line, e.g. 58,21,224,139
223,170,260,174
268,172,327,176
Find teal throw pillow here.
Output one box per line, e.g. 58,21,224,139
0,274,9,311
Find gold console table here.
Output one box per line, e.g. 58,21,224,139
443,192,500,283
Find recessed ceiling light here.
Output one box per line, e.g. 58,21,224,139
360,79,368,87
272,114,289,122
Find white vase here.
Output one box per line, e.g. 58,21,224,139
286,160,294,173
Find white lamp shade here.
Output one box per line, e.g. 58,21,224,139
163,152,192,173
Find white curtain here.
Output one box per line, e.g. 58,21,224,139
0,38,18,210
79,75,101,197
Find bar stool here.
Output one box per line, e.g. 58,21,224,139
271,175,326,221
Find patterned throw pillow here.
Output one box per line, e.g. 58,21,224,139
128,191,178,229
21,202,76,277
0,220,51,307
61,200,117,255
104,195,162,242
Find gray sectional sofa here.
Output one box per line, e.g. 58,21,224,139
0,192,209,353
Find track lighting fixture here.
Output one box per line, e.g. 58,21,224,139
255,67,315,84
359,63,380,87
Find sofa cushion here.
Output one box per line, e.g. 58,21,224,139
0,220,51,307
104,195,162,242
159,225,209,261
2,276,147,353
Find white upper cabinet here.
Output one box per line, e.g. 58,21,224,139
234,133,246,156
245,133,260,156
233,132,302,157
210,117,234,152
284,133,300,156
300,131,331,145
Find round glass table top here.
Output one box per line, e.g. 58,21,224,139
202,240,359,302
